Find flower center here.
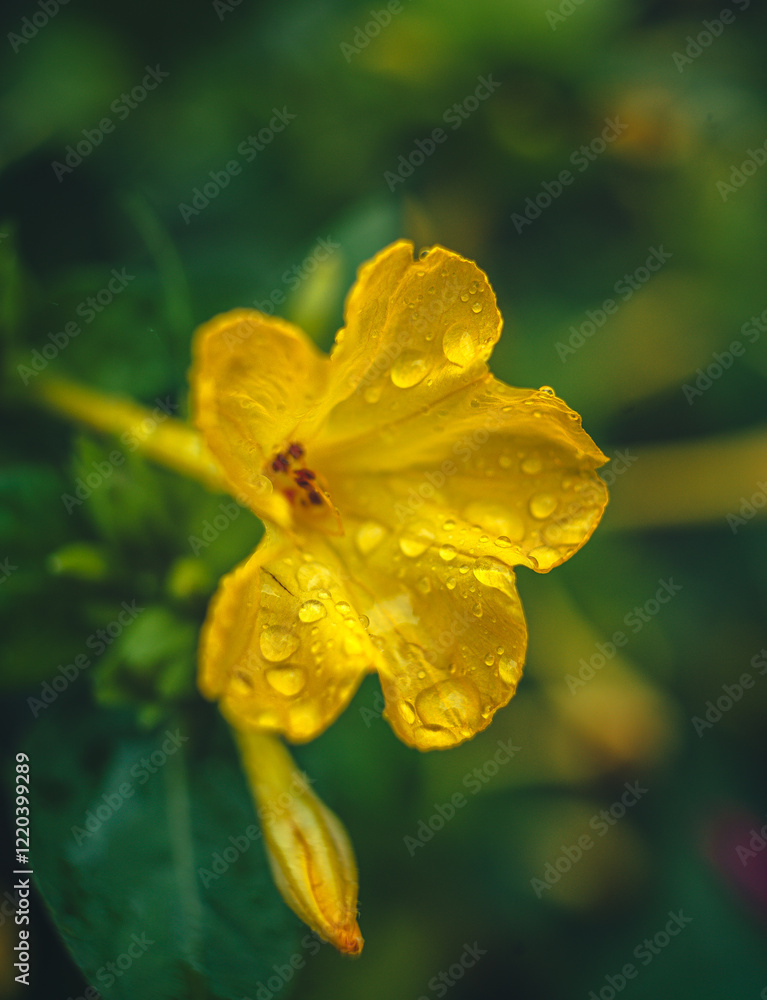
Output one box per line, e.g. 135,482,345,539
268,442,343,534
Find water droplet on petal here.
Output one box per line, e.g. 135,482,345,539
297,562,334,592
443,518,455,530
499,455,512,469
298,600,326,623
439,543,457,561
363,384,382,403
473,557,516,597
414,677,482,739
484,653,495,666
539,385,555,395
335,600,351,614
358,614,370,628
355,521,386,554
399,522,435,557
471,603,483,617
529,494,558,519
417,576,431,594
265,664,307,696
442,325,478,366
260,627,299,662
528,545,561,570
498,654,520,685
399,701,416,724
521,454,542,475
390,350,431,388
250,474,273,494
471,301,482,313
495,536,512,548
446,577,456,589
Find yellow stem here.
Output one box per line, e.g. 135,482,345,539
606,426,767,529
34,377,229,493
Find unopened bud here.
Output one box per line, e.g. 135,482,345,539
234,727,364,955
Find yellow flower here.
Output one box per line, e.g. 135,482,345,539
193,240,608,751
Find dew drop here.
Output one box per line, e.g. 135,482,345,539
265,665,307,696
499,455,512,469
335,600,351,614
439,543,457,561
260,627,299,662
528,545,561,570
298,600,326,623
471,301,483,314
443,518,456,530
529,493,558,519
495,536,512,548
539,385,555,395
390,350,431,388
446,577,456,590
363,384,382,404
521,454,542,475
484,653,495,667
399,522,435,558
358,614,370,628
355,520,386,554
471,603,483,617
417,576,431,594
473,556,516,597
297,562,334,592
399,701,416,725
498,654,520,685
442,325,477,366
414,678,483,738
250,474,273,495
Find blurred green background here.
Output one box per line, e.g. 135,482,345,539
1,0,767,997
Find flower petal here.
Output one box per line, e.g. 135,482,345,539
294,525,527,750
192,309,330,523
317,377,608,573
314,240,502,441
199,529,379,743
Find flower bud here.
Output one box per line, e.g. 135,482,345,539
234,726,364,955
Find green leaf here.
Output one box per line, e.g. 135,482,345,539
27,702,302,1000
